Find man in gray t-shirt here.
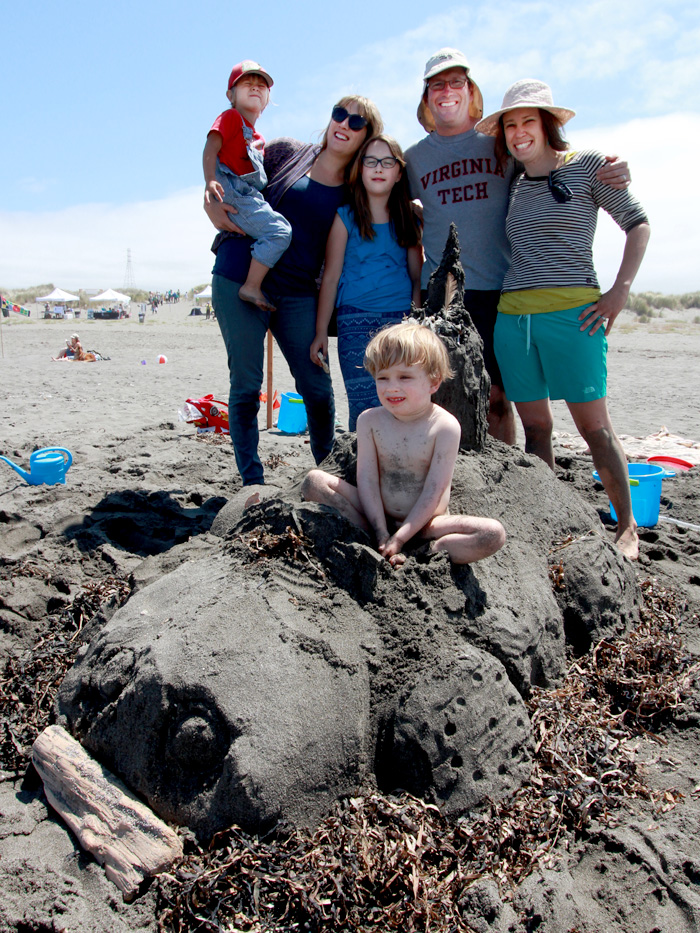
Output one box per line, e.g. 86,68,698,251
405,48,516,443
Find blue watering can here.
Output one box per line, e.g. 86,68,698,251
0,447,73,486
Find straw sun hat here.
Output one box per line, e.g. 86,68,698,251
475,79,575,136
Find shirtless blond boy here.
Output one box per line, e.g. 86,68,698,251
302,322,506,566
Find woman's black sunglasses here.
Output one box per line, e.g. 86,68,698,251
548,172,573,204
331,106,368,132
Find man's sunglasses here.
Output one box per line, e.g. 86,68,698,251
331,106,368,132
427,76,468,92
548,173,573,204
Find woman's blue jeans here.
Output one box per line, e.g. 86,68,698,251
213,273,335,485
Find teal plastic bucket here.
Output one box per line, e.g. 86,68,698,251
277,392,307,434
593,463,673,527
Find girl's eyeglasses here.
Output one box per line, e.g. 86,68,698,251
331,106,368,131
548,173,573,204
361,156,399,169
428,76,468,92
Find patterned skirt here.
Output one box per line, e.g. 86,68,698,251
337,305,410,431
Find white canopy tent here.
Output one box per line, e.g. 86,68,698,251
90,289,131,305
36,287,80,303
194,285,212,301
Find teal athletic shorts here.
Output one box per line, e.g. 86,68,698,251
494,303,607,404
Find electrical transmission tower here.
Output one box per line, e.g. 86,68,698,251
123,248,136,289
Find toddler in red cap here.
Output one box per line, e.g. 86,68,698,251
203,60,292,311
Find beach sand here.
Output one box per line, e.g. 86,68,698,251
1,302,699,931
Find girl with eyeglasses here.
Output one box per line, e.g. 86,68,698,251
476,80,650,559
204,95,382,487
310,134,422,430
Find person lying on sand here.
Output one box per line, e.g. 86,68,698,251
52,334,97,362
302,321,506,566
72,340,97,362
52,334,80,360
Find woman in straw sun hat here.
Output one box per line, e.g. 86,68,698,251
476,79,650,560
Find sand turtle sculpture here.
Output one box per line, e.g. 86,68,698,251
57,227,640,841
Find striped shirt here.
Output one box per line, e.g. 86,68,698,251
501,150,649,294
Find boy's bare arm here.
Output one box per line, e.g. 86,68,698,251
382,414,459,557
203,133,224,201
356,415,390,546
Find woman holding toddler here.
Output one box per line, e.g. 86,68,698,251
204,81,382,487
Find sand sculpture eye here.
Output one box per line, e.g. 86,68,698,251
165,702,231,775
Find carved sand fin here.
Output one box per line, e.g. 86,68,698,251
410,222,490,451
423,223,465,317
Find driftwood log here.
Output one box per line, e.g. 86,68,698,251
31,724,183,899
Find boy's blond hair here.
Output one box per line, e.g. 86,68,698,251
363,321,453,383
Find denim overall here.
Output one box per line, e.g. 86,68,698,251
215,123,291,268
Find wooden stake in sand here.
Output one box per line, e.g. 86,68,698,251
32,724,183,899
266,328,273,429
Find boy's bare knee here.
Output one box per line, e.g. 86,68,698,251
301,469,325,502
483,519,506,555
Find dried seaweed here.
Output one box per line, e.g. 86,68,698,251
239,526,325,579
155,579,698,932
589,578,700,729
157,797,477,933
262,454,289,469
0,575,131,773
195,433,230,445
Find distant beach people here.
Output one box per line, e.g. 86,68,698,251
310,134,422,430
302,322,506,566
51,333,97,362
476,79,650,559
52,334,80,360
204,94,383,487
203,60,292,312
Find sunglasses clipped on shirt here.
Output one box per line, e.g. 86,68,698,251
548,172,573,204
331,106,368,132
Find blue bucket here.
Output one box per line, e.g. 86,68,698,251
593,463,674,527
277,392,308,434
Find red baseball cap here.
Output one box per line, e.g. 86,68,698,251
228,60,274,90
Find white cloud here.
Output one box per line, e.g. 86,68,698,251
264,0,699,153
17,177,55,196
0,188,216,291
569,113,700,293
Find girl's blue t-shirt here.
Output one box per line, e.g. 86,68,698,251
212,175,345,298
336,205,413,312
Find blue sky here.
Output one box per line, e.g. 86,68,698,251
1,0,698,292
